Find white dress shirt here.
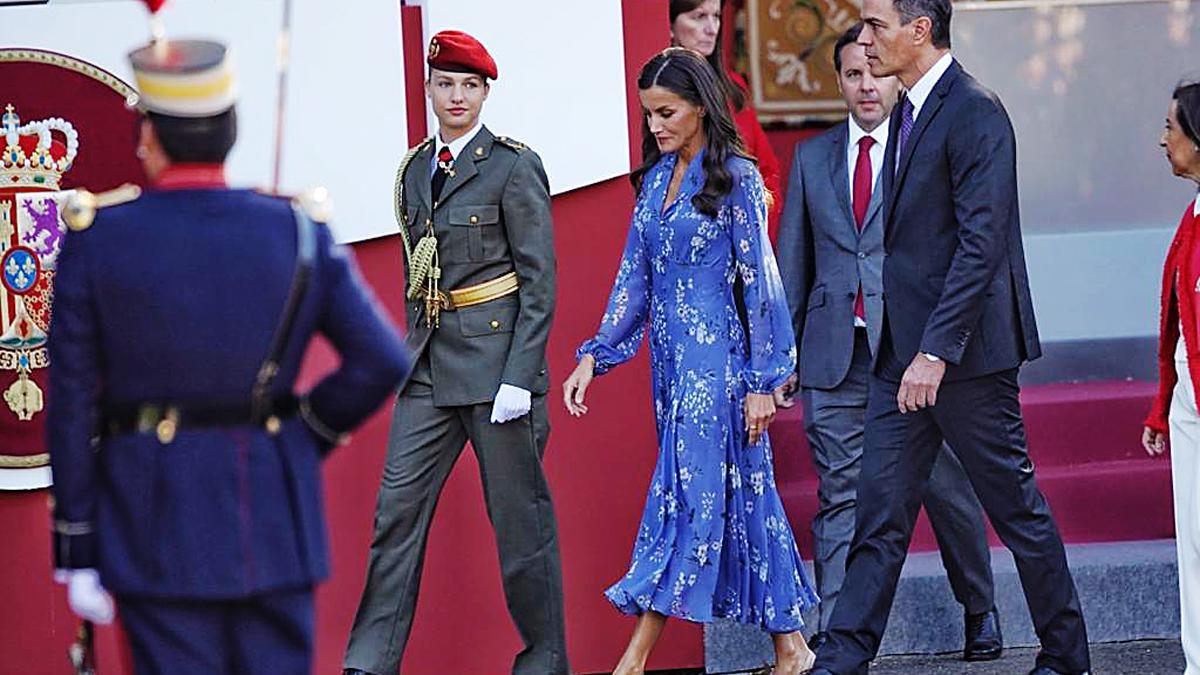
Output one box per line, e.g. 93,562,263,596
430,120,483,175
1193,191,1200,217
847,115,889,208
904,52,954,121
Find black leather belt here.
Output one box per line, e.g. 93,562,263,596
104,395,299,443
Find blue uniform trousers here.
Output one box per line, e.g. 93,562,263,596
117,586,313,675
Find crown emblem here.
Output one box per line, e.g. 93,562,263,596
2,104,78,191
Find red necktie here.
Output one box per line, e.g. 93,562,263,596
853,136,875,321
431,146,453,203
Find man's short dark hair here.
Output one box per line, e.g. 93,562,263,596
833,23,864,74
147,108,238,164
894,0,952,49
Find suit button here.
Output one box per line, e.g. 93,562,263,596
490,320,501,330
470,215,479,224
858,252,867,259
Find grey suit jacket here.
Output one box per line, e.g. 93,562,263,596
776,121,885,390
400,126,556,407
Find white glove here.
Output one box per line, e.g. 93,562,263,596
63,568,115,625
490,384,532,424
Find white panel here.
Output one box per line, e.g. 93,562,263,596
423,0,630,196
281,1,407,243
2,0,409,243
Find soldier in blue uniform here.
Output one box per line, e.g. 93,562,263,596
48,38,410,674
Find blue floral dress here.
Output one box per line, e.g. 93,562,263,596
578,151,818,632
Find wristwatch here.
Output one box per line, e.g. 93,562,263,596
921,352,942,363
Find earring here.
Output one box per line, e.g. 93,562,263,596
135,146,149,160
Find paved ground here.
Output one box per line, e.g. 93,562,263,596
867,639,1183,674
646,639,1185,674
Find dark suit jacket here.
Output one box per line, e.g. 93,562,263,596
401,126,556,406
878,59,1040,382
48,189,410,598
777,121,886,390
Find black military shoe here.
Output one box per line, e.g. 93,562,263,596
807,631,830,652
963,606,1003,661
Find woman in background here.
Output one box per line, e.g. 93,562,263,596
563,48,816,675
670,0,783,239
1144,79,1200,675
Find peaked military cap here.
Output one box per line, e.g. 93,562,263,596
128,39,236,117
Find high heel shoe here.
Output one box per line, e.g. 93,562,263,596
765,648,816,675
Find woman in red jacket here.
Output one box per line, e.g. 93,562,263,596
670,0,783,239
1145,79,1200,675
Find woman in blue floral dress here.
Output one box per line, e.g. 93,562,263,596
562,48,818,675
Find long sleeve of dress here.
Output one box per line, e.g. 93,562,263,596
730,169,797,394
577,217,651,375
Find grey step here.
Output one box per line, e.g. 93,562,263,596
704,540,1181,674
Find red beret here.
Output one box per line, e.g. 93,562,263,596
427,30,498,81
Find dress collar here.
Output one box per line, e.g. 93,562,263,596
656,149,707,215
848,114,889,150
437,121,484,161
153,163,227,190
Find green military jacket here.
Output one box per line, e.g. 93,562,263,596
398,125,556,407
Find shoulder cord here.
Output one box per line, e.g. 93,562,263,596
393,139,439,300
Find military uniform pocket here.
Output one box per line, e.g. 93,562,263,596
449,205,501,260
458,297,518,337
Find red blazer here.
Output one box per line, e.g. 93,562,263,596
1147,204,1200,433
729,71,782,240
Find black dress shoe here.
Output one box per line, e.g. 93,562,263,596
1027,668,1090,675
963,606,1003,661
343,670,372,675
807,631,830,651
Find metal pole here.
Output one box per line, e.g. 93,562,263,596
271,0,294,193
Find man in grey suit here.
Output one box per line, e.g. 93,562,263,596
775,24,1000,661
343,31,568,675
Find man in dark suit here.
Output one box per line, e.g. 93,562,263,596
343,31,568,675
776,23,999,661
808,1,1092,674
49,37,410,674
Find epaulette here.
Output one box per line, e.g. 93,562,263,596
62,183,143,232
293,186,333,224
253,186,334,224
494,135,528,152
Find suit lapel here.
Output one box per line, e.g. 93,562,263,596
882,106,901,221
862,170,885,234
435,126,491,209
826,123,857,244
888,60,961,220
